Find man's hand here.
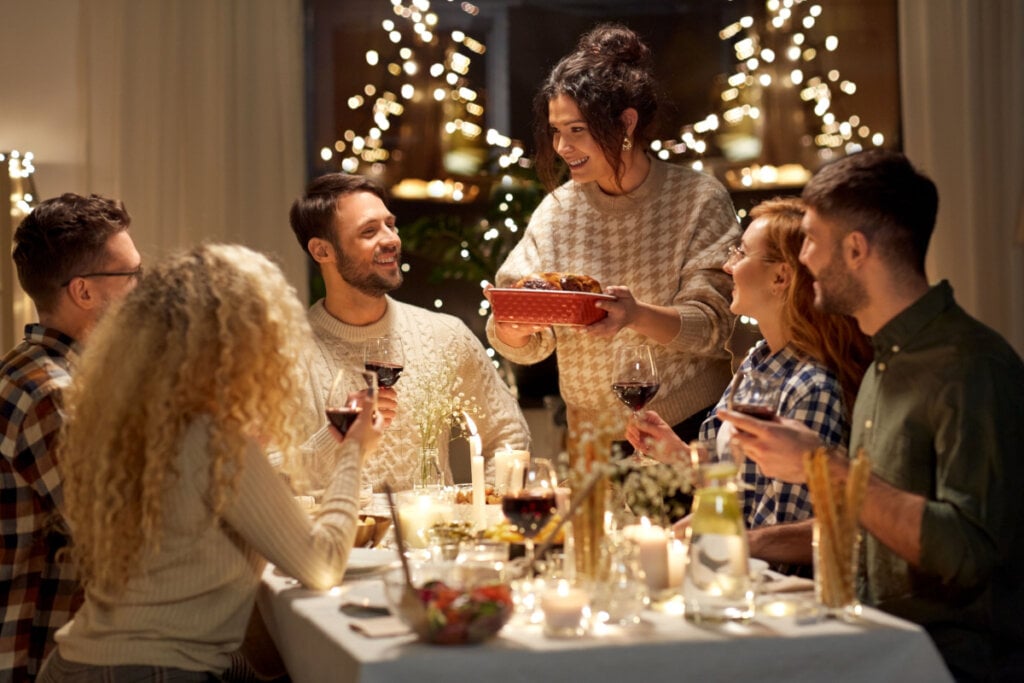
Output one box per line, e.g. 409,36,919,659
718,409,824,483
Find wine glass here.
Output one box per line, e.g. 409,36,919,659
325,369,377,437
501,458,558,568
726,370,780,420
364,337,405,389
611,345,660,459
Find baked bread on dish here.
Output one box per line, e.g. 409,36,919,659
512,272,602,293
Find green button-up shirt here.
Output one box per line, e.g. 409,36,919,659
850,281,1024,679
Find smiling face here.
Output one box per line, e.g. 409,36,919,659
798,207,866,316
548,94,621,193
329,191,402,297
90,230,143,314
724,218,784,321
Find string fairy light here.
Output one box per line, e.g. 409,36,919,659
652,0,885,189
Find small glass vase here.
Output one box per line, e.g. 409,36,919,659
416,445,443,491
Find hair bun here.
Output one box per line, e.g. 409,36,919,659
577,23,651,67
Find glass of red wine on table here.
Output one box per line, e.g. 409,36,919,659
501,458,559,570
611,344,661,462
364,337,404,389
325,369,378,438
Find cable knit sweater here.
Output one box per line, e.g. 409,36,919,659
302,297,529,490
54,417,361,674
487,159,740,429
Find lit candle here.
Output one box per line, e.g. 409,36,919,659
623,518,670,592
540,580,589,637
397,493,452,548
465,414,487,531
493,446,529,493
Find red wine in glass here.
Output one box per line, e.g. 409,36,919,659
611,381,661,412
731,403,776,420
325,407,361,436
502,493,556,539
364,362,404,388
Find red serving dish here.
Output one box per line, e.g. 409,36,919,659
489,288,614,326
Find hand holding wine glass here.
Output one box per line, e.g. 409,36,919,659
501,458,558,568
325,369,378,440
611,345,660,459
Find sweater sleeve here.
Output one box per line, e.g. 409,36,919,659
220,438,362,591
667,181,740,357
485,197,558,366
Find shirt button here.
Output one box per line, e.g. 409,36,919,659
865,419,873,429
877,362,887,372
891,345,900,353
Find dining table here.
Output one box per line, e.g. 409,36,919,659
257,557,953,683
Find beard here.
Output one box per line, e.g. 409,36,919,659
333,242,403,297
813,247,866,316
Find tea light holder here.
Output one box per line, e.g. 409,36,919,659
540,580,590,638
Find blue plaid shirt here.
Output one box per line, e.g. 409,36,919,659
700,340,849,531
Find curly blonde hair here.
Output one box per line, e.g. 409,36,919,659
60,243,313,593
752,198,873,413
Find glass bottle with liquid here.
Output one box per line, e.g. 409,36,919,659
681,452,755,621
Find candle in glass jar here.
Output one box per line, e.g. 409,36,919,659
493,447,530,493
623,519,670,592
397,493,452,548
540,580,589,637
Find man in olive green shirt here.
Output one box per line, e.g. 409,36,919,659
721,150,1024,681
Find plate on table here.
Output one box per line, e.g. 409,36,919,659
345,547,400,577
489,288,614,326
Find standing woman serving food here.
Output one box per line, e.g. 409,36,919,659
39,244,382,681
487,23,741,441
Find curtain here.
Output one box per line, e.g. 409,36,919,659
79,0,308,296
899,0,1024,355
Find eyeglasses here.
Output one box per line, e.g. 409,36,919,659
725,244,777,267
61,265,144,288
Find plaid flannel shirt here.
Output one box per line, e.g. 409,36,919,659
700,340,849,528
1,325,82,682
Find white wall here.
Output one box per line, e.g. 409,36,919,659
1,1,86,195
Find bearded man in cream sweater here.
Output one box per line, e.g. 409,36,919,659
289,173,529,492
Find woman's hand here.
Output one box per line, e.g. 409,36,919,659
625,410,688,464
483,283,549,347
376,387,398,428
587,285,638,338
327,394,383,457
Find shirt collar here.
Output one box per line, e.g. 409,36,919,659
24,323,81,359
870,280,954,357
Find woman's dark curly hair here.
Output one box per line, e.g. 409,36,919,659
532,24,659,192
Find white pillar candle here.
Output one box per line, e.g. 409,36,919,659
540,580,589,637
471,453,486,531
623,519,670,592
668,538,687,588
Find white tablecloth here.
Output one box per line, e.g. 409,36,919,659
257,567,952,683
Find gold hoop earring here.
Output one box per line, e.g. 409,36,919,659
622,136,633,152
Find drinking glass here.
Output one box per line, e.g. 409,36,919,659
325,370,377,438
364,337,405,388
727,370,780,420
611,345,660,458
501,458,558,568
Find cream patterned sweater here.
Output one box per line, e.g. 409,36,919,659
487,159,740,429
302,297,529,490
55,417,362,674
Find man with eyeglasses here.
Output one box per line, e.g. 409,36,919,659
1,193,141,682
